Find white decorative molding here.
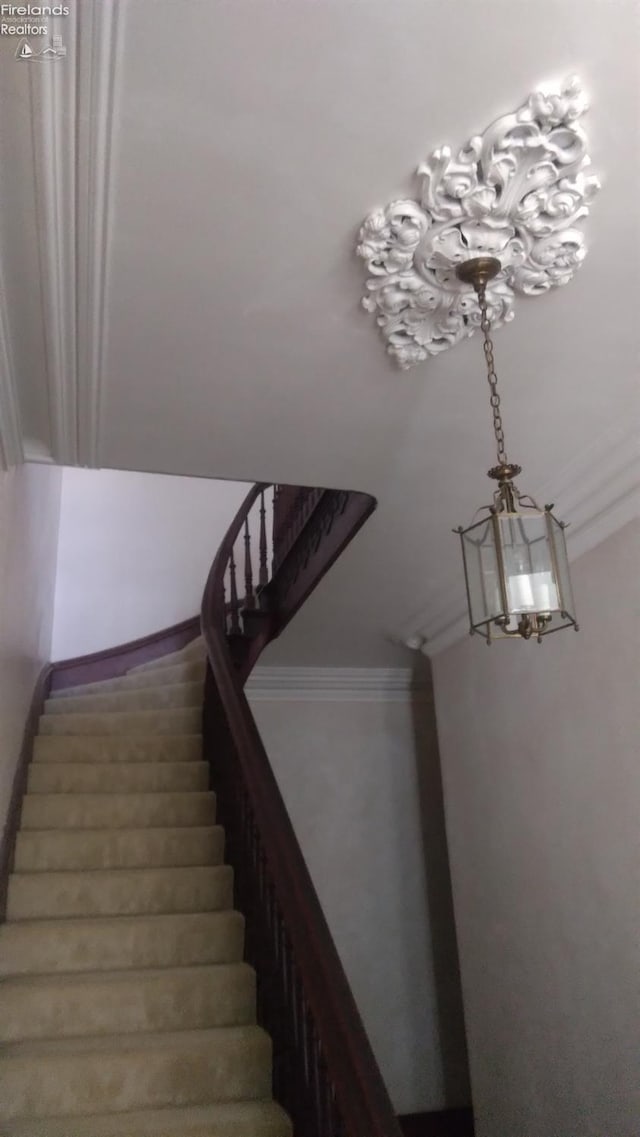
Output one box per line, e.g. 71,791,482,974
28,13,77,464
399,422,640,658
0,261,24,470
75,0,121,467
245,667,430,702
357,75,600,369
28,0,121,466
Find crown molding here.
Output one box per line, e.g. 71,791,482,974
399,421,640,658
28,17,77,463
75,0,121,466
0,261,24,470
27,0,121,466
245,667,429,702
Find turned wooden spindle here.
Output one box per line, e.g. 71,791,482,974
228,547,241,633
220,577,227,633
244,516,255,609
259,490,269,589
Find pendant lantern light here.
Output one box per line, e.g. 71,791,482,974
454,257,578,644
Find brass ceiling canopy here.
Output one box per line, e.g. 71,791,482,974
454,257,501,289
453,257,578,645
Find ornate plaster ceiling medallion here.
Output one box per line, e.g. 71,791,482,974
356,76,600,369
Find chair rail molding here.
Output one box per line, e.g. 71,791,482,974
26,0,122,466
398,420,640,657
356,75,600,370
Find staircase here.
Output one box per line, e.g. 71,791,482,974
0,637,292,1135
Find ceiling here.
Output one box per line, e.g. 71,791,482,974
0,0,639,663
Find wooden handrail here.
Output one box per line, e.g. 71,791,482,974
201,483,402,1137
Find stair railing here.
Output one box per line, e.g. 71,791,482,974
201,483,402,1137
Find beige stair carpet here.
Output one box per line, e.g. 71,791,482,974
0,639,292,1136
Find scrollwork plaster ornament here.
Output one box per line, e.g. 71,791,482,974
356,76,600,369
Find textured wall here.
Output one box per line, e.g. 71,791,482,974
0,462,62,841
250,682,471,1115
52,467,250,659
432,519,640,1136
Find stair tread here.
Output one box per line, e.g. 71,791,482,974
34,734,202,748
20,790,217,831
6,863,234,921
40,710,201,721
43,681,204,715
24,790,213,801
39,707,202,736
1,1100,292,1136
14,825,223,870
1,960,253,990
0,909,245,976
29,760,208,772
127,643,205,674
28,764,209,794
0,908,243,936
46,680,203,700
0,1023,269,1058
16,823,220,836
10,863,230,882
35,734,202,742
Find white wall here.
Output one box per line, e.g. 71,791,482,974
249,677,471,1115
0,462,61,840
52,467,251,659
432,520,640,1137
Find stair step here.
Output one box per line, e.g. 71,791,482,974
14,825,224,871
20,790,216,830
0,910,245,976
39,706,202,736
1,1100,293,1136
33,734,202,764
1,962,256,1042
44,681,204,717
128,639,206,674
51,659,207,700
0,1024,272,1119
6,864,233,920
28,760,209,794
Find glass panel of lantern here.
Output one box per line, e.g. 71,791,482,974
495,511,560,616
459,516,504,631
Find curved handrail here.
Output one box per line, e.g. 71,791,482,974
201,484,402,1136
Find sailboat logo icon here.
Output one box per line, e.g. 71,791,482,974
15,37,67,61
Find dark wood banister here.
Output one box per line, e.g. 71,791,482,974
201,482,402,1137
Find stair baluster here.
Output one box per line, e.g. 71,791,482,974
244,516,255,609
228,547,241,634
259,490,269,589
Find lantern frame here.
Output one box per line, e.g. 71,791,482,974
456,486,578,644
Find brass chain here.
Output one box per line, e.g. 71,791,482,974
477,283,508,467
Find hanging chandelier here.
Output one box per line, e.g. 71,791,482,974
454,257,578,644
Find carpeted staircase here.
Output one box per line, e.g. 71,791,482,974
0,639,292,1136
